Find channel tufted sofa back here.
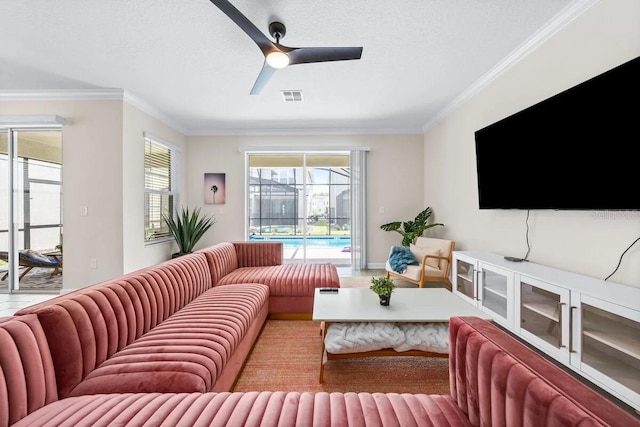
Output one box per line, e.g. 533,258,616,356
232,241,283,267
14,252,212,398
0,315,58,427
198,242,240,285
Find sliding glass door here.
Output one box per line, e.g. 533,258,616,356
248,153,352,266
0,130,9,290
0,129,63,293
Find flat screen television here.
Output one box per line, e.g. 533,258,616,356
475,55,640,210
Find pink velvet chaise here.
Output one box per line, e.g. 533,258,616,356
197,241,340,316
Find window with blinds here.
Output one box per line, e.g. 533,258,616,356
144,135,178,242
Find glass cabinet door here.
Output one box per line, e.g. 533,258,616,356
573,294,640,407
517,275,571,363
454,257,475,301
479,265,513,328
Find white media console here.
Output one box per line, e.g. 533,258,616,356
451,250,640,414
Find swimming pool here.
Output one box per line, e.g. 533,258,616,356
249,236,351,248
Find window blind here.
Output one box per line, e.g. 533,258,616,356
144,136,176,242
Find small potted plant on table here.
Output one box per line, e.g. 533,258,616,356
370,276,396,306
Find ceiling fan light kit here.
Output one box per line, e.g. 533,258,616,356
266,51,289,69
209,0,363,95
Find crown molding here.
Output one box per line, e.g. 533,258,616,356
421,0,600,133
122,91,187,134
0,88,187,134
0,88,124,100
186,126,422,136
0,87,418,135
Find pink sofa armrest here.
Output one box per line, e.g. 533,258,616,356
232,241,283,267
14,253,213,398
449,316,639,427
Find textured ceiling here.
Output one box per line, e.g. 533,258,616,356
1,0,580,134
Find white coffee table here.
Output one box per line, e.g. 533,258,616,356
312,287,491,382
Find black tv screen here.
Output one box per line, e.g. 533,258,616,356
475,55,640,210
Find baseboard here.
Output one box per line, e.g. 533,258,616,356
367,262,385,269
268,313,313,320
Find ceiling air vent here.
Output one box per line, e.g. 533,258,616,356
281,90,303,102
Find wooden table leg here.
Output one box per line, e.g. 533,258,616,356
319,321,327,383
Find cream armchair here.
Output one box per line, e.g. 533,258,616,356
385,237,455,290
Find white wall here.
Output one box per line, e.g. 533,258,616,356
0,99,189,290
122,101,187,273
185,134,424,265
424,0,640,288
0,99,124,290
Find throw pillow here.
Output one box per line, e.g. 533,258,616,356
410,244,441,269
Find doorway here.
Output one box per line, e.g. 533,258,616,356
247,153,352,266
0,129,63,293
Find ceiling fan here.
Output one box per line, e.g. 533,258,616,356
209,0,363,95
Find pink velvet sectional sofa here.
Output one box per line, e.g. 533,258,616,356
12,241,339,399
3,315,638,426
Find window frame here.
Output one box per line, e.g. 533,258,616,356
143,132,180,245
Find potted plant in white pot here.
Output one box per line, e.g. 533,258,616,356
370,276,396,306
162,206,217,258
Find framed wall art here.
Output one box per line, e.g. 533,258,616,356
204,173,226,204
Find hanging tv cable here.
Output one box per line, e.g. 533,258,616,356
504,210,531,262
605,236,640,281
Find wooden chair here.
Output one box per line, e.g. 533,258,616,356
0,250,62,281
385,237,455,290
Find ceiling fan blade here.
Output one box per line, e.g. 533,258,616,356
209,0,274,55
250,62,277,95
288,46,363,66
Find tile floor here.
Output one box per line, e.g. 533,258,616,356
337,267,385,277
0,292,58,317
0,267,387,317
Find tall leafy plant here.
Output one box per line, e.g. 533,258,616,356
162,207,217,255
380,207,444,246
